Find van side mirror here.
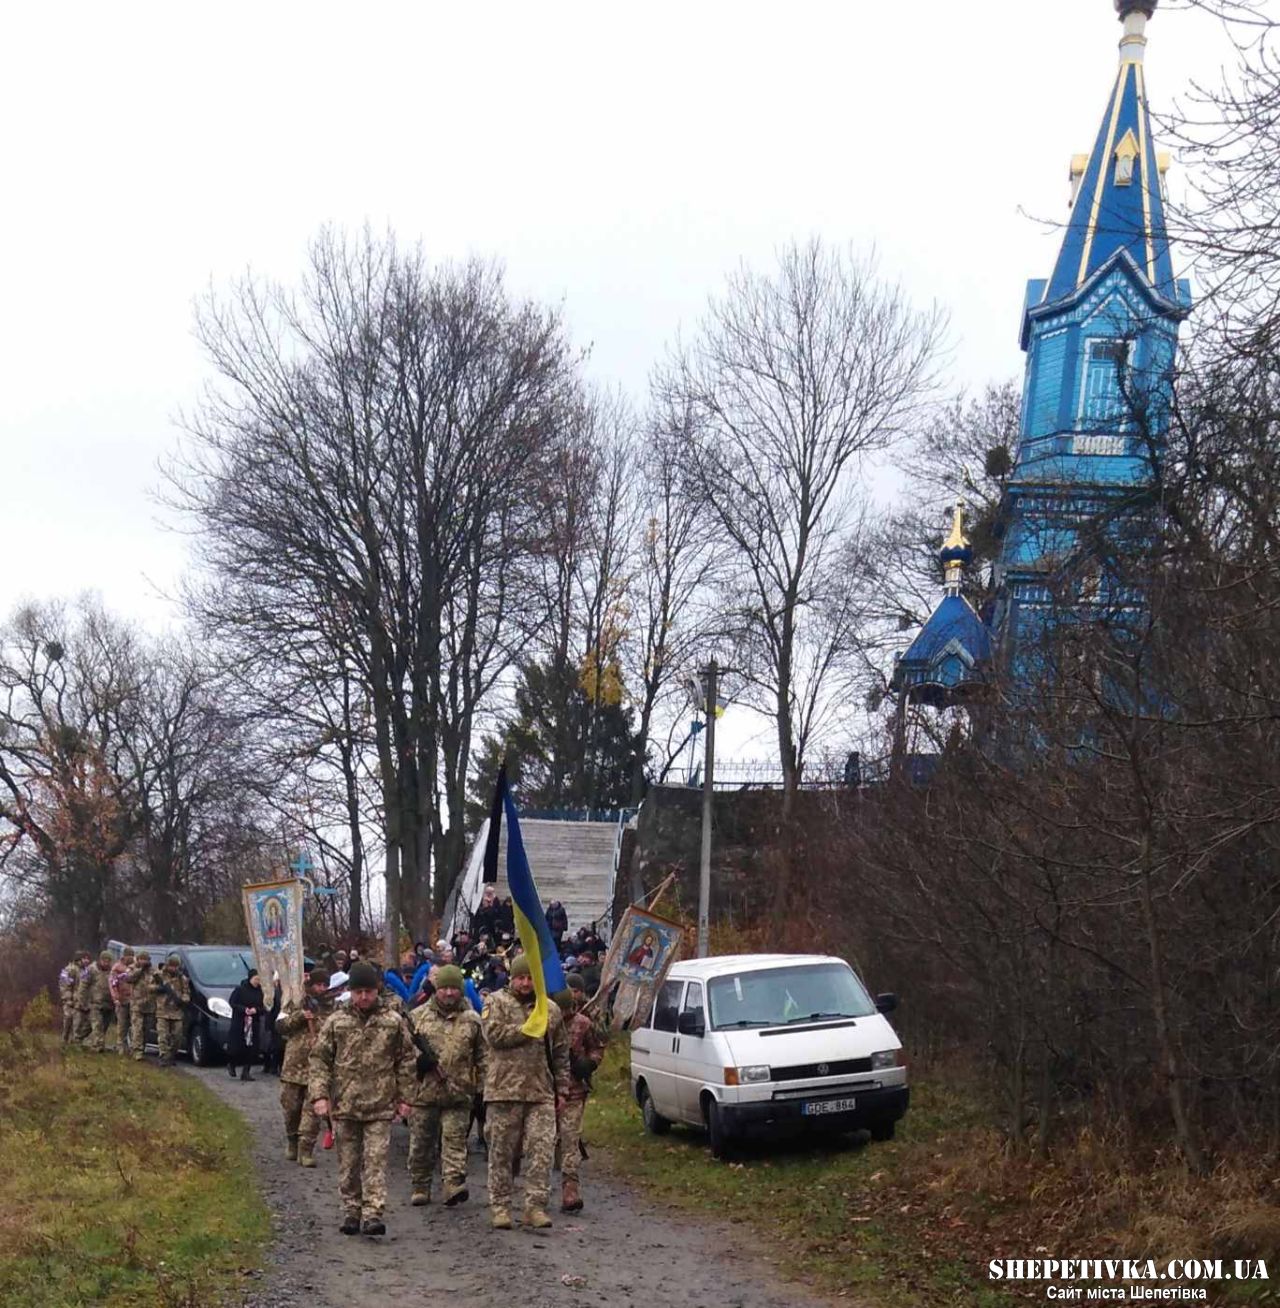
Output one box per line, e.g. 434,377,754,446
875,993,898,1015
676,1010,705,1038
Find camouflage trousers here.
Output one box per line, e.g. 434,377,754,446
555,1096,587,1183
280,1081,323,1155
75,1008,91,1042
130,1008,152,1060
87,1006,116,1052
115,1003,131,1055
156,1016,183,1063
61,1003,77,1043
486,1100,556,1214
335,1118,392,1220
407,1104,470,1192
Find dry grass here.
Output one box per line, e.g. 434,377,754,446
0,1025,268,1307
587,1041,1280,1307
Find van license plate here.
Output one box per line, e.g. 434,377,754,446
802,1097,856,1116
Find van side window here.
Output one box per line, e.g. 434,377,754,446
681,981,705,1028
653,980,683,1032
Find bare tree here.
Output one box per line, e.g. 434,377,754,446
664,239,945,906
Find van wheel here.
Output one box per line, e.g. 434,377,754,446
640,1086,670,1136
869,1118,896,1142
189,1024,211,1067
707,1098,733,1159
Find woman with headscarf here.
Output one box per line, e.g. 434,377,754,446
227,968,264,1082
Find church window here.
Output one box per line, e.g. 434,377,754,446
1081,339,1132,428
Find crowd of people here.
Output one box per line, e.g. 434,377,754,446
54,892,614,1238
58,947,191,1064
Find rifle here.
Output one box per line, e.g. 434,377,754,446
411,1030,439,1080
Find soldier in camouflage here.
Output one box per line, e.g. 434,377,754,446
126,951,155,1060
407,963,485,1207
276,968,334,1165
58,952,89,1044
308,960,417,1237
110,949,135,1056
79,951,117,1052
555,974,607,1213
482,954,570,1231
152,953,191,1065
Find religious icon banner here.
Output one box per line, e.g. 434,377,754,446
242,879,306,1010
595,904,684,1031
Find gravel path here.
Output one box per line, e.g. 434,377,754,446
189,1064,837,1308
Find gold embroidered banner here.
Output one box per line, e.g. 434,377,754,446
241,878,306,1010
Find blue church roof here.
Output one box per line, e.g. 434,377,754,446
893,595,992,707
1042,54,1176,309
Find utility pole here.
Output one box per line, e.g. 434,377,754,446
698,659,717,959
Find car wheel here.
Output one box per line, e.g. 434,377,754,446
707,1097,733,1159
869,1118,896,1142
640,1085,671,1135
189,1023,211,1067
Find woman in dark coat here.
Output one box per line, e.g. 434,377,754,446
227,969,263,1082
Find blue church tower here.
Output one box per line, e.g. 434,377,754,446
992,0,1191,667
891,0,1190,744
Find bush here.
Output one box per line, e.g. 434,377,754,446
19,990,55,1033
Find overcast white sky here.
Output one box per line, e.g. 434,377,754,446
0,1,1244,759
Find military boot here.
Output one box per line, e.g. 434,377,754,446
362,1218,386,1237
490,1206,513,1230
285,1137,298,1162
523,1203,553,1230
339,1214,360,1235
560,1178,583,1213
297,1149,316,1168
443,1184,469,1207
410,1186,431,1206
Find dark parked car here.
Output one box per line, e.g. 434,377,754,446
113,942,257,1065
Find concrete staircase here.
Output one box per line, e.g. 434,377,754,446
451,818,618,937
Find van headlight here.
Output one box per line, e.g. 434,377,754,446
871,1049,901,1070
723,1064,771,1085
208,997,233,1019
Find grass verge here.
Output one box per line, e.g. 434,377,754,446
585,1043,1280,1307
0,1028,268,1307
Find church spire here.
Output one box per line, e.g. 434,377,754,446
1037,0,1180,314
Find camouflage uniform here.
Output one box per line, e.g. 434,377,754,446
110,959,134,1056
482,988,569,1226
58,959,82,1043
151,963,191,1064
126,958,156,1059
276,994,335,1163
407,994,486,1202
557,1006,607,1187
307,999,417,1225
79,958,116,1052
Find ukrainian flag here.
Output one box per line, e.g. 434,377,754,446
501,779,566,1037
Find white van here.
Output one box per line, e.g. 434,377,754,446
629,954,908,1157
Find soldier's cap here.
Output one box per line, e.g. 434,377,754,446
509,956,532,979
553,989,574,1011
348,960,379,990
98,950,113,964
166,952,181,964
308,968,330,988
565,973,586,992
121,948,135,959
136,951,151,962
434,964,464,990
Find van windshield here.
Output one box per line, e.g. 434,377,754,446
185,950,254,988
707,963,876,1030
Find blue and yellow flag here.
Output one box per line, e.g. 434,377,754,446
490,766,566,1037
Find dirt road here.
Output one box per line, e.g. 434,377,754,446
191,1064,834,1308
